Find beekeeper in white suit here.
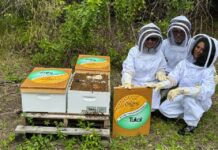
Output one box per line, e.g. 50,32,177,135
121,23,167,110
149,34,217,135
162,15,192,74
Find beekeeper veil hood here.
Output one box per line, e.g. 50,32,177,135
167,15,191,46
187,34,218,68
137,23,163,53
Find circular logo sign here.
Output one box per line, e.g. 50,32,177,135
77,57,108,69
28,70,69,84
114,94,150,130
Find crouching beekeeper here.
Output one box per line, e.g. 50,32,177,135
149,34,217,135
121,23,167,111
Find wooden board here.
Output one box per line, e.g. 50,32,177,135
20,88,67,94
21,112,110,128
15,125,110,138
75,55,110,72
21,68,72,93
22,112,109,121
112,86,152,138
16,112,110,138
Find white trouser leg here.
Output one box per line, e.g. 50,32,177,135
159,95,184,118
183,96,204,127
151,90,161,110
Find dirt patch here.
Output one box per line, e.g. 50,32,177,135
71,73,109,92
0,53,31,143
0,82,23,143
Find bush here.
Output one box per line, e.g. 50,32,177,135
0,0,203,69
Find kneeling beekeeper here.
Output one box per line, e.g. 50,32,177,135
121,23,167,111
149,34,218,135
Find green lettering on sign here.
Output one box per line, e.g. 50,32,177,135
117,103,150,129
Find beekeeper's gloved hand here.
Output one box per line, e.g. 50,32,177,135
156,70,167,81
167,87,201,101
145,80,172,91
214,75,218,85
167,88,181,100
122,72,132,89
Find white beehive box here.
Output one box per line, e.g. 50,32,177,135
67,72,110,115
20,67,72,113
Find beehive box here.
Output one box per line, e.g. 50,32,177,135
112,87,152,138
21,68,72,113
75,55,110,73
67,72,110,115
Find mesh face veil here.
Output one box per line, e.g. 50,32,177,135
137,23,163,53
187,34,218,68
167,15,191,46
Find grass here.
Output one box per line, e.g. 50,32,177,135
0,52,218,149
0,51,32,83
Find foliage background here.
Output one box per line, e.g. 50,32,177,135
1,0,216,69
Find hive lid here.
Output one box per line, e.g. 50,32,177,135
75,55,110,72
21,67,72,93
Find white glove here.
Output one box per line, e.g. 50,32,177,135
145,80,171,91
122,72,132,89
167,88,181,100
167,87,201,101
214,75,218,85
156,70,167,81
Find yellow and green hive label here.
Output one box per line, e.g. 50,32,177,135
77,57,108,69
28,70,69,84
114,94,150,130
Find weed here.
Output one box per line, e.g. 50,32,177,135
16,134,56,150
26,117,34,126
54,121,64,128
0,133,15,149
77,119,94,129
63,138,77,150
80,131,103,150
43,120,50,126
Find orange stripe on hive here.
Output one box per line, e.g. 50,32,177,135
31,74,69,84
79,62,109,69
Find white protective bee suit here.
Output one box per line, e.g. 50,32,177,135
162,15,192,73
159,34,218,127
121,23,167,110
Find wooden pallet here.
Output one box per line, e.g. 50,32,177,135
15,112,110,138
